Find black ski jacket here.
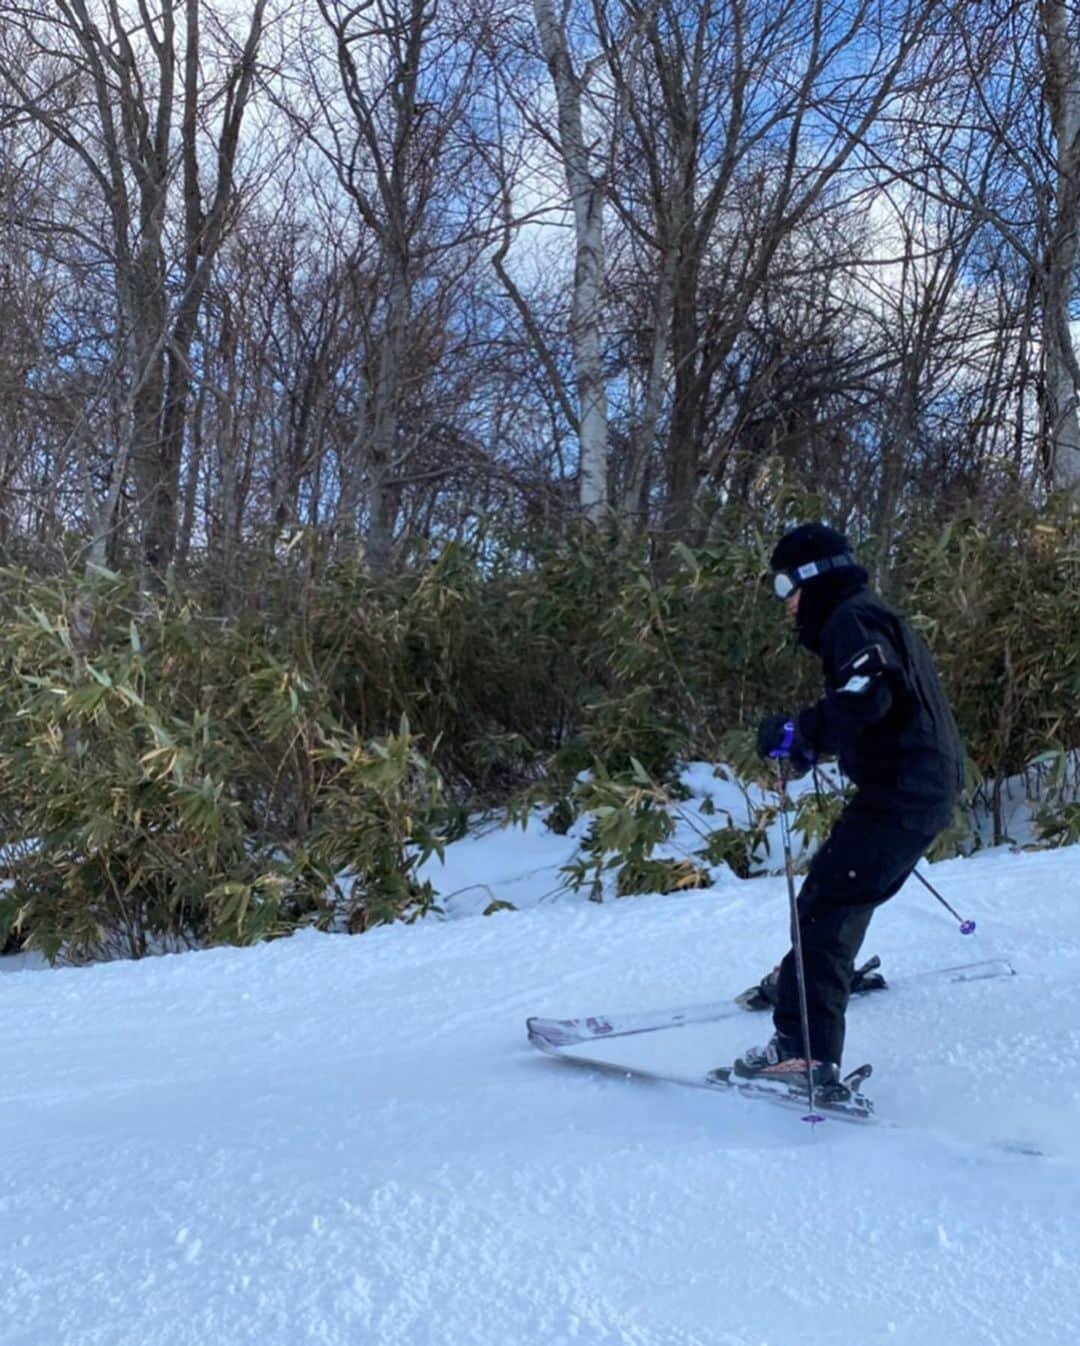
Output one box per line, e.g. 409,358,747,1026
795,589,964,830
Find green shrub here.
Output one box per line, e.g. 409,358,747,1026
307,717,449,931
697,820,771,879
898,496,1080,843
0,571,450,961
2,490,1079,963
559,759,710,900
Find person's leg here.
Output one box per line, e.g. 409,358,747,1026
772,807,939,1065
772,902,876,1063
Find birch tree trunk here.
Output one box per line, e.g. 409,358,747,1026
532,0,609,520
1039,0,1080,489
365,252,409,572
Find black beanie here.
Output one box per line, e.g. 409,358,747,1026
770,522,852,574
770,522,868,652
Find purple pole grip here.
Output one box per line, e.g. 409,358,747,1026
769,720,796,759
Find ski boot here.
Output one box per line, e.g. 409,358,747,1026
850,954,887,996
734,965,782,1012
735,954,887,1012
731,1034,841,1090
716,1037,874,1116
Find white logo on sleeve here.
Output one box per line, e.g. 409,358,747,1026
838,674,872,695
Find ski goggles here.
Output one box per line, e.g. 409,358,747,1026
772,553,856,599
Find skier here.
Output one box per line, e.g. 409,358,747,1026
737,522,964,1092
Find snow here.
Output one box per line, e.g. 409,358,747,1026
431,762,841,923
3,779,1080,1345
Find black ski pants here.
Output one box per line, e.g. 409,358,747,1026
773,801,941,1066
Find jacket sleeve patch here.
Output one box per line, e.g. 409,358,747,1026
837,673,873,695
834,642,894,694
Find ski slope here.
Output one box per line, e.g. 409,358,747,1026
2,788,1079,1346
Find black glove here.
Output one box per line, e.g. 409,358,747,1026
756,713,816,775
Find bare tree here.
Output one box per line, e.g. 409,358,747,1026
611,0,952,536
883,2,1080,493
1038,0,1080,488
0,0,269,582
1,0,1077,586
276,0,495,570
529,0,613,519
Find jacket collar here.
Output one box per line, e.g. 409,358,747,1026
795,567,870,652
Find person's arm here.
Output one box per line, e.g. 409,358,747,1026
797,617,901,756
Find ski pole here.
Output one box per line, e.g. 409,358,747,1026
912,867,976,935
774,760,824,1126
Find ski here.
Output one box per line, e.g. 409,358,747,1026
527,957,1014,1051
527,999,740,1049
530,1035,1046,1152
529,1025,877,1124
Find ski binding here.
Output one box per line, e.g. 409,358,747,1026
704,1062,875,1121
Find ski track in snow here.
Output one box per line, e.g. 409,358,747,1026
3,812,1080,1345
